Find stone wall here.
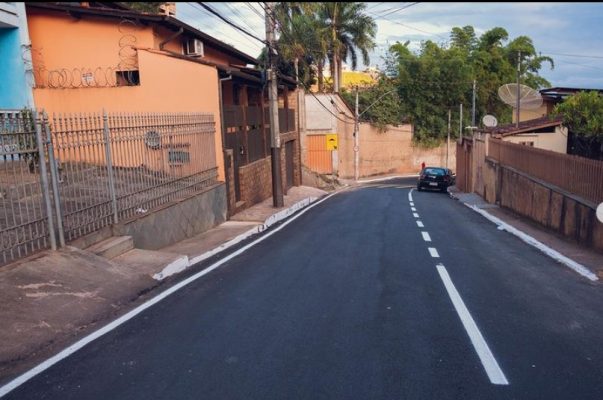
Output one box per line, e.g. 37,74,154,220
114,183,227,250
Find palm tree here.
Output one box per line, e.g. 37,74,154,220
317,2,377,92
274,3,322,85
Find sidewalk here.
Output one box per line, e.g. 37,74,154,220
0,185,328,383
448,187,603,280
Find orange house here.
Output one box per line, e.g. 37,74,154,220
25,2,260,182
24,3,302,214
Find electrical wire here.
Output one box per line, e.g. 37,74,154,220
221,2,265,40
367,11,448,42
186,3,264,51
541,51,603,60
196,2,267,45
262,2,355,124
373,3,420,18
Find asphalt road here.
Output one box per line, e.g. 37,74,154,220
4,177,603,399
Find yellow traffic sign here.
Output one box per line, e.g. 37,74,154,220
326,134,338,150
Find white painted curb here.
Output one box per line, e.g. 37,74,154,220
465,203,598,282
357,174,419,184
153,196,319,281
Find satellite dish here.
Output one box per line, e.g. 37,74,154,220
498,83,543,110
483,114,498,127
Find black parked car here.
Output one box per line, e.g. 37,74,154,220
417,167,455,192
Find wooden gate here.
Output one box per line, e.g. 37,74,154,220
306,134,333,174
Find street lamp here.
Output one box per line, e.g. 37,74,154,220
354,88,397,181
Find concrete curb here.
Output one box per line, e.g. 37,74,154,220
356,174,419,184
449,191,598,282
153,196,320,281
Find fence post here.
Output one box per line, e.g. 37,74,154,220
33,110,57,251
102,110,119,224
42,111,65,247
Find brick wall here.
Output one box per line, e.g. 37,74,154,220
239,157,272,206
233,88,302,212
236,138,301,211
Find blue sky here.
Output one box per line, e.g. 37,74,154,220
178,2,603,89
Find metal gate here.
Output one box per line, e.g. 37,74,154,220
1,111,55,265
306,134,333,174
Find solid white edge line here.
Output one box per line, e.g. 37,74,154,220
154,197,321,281
413,213,420,218
436,264,509,385
467,204,598,282
428,247,440,258
417,221,424,228
408,188,414,202
421,232,431,242
0,191,341,398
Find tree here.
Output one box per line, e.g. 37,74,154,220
383,26,553,146
340,78,404,131
553,91,603,159
273,3,323,88
316,2,376,93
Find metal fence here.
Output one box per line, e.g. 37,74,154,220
488,139,603,204
1,110,218,265
1,111,54,265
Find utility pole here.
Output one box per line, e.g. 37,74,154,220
354,86,359,181
516,51,521,128
265,2,284,207
447,108,451,169
471,79,476,127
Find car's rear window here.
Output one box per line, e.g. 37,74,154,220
424,168,446,176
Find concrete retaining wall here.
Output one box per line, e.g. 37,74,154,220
114,183,227,250
481,158,603,253
337,123,456,179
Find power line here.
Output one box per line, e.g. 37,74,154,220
244,2,265,20
188,3,264,51
221,2,265,39
541,51,603,60
367,11,448,41
374,2,420,18
196,2,267,44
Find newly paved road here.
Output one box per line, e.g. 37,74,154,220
4,178,603,399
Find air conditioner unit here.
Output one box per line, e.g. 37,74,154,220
185,38,204,57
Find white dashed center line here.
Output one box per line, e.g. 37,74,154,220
410,188,508,386
436,264,509,385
